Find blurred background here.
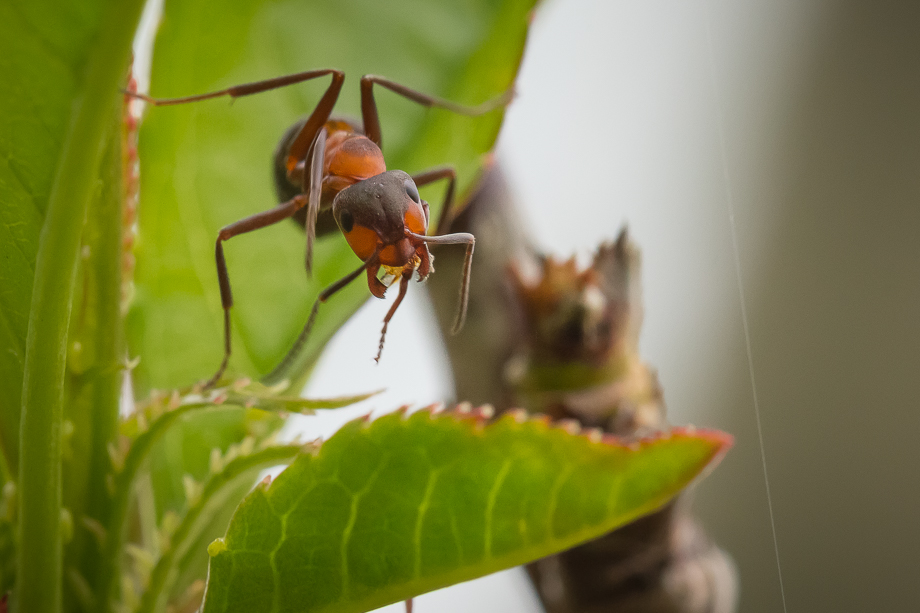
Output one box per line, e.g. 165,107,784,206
137,0,920,610
495,1,920,611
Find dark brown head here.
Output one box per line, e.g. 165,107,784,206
332,170,429,267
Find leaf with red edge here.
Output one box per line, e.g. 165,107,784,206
202,407,731,613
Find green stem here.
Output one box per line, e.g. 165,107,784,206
137,444,303,613
64,113,130,613
14,1,144,612
84,95,131,592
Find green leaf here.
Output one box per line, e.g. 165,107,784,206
122,384,375,518
121,383,380,439
0,1,146,611
202,409,731,613
62,105,134,613
0,515,14,595
139,443,306,613
0,1,78,478
128,0,536,392
0,0,136,481
137,386,376,603
95,386,373,610
146,407,283,521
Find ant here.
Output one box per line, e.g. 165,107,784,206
131,69,510,388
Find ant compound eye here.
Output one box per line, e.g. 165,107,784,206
404,179,420,204
338,210,354,233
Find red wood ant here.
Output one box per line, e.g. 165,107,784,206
132,70,509,387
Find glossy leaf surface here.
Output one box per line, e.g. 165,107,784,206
203,409,731,612
129,0,536,391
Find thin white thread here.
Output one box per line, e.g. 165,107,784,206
704,10,789,613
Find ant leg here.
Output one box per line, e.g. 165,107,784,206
263,248,382,385
127,68,344,188
128,69,342,106
376,267,413,363
360,75,513,148
205,195,309,389
303,127,328,275
407,231,475,334
412,166,457,235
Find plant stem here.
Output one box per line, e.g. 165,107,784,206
14,1,144,612
64,113,130,613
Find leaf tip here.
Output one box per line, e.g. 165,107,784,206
670,425,734,452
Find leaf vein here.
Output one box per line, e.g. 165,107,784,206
483,459,513,560
545,464,575,540
605,474,624,516
340,462,385,597
1,156,44,219
413,467,440,579
6,1,76,68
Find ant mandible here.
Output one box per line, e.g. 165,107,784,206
132,70,509,388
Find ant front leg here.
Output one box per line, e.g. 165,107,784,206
206,194,308,388
412,166,457,235
359,75,513,149
263,248,383,385
376,266,414,363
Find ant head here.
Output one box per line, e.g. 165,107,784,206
333,170,428,262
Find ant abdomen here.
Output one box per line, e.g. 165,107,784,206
272,116,364,234
272,117,306,205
